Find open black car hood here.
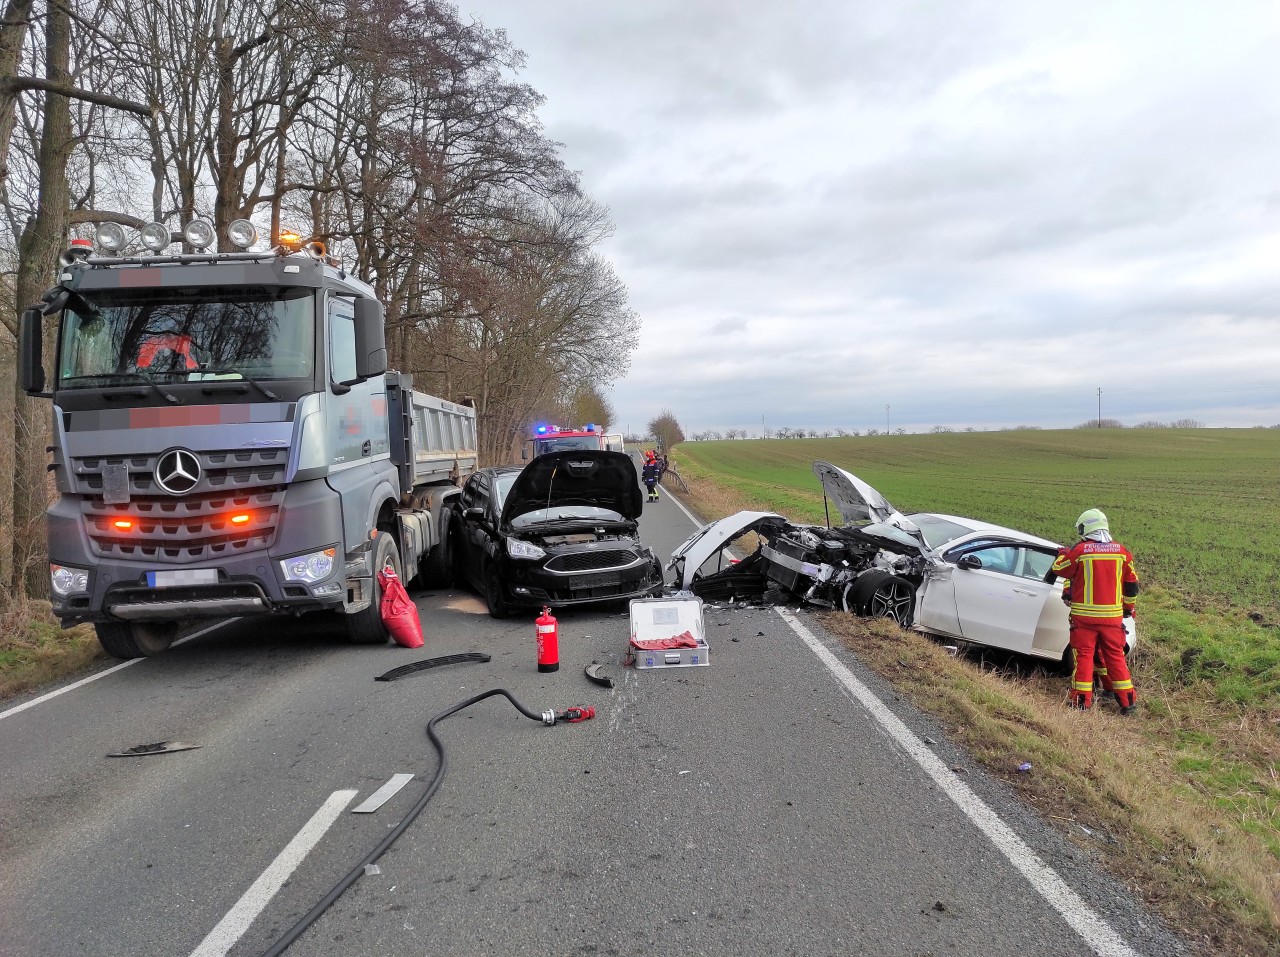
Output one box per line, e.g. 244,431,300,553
501,450,644,526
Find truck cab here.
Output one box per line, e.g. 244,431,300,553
523,424,608,458
20,223,476,657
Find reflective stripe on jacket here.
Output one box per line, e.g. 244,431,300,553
1051,540,1139,621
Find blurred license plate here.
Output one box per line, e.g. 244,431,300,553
146,569,218,588
570,573,621,590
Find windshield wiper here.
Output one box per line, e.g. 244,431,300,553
95,371,181,405
195,366,279,401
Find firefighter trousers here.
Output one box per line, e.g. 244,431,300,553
1069,619,1134,709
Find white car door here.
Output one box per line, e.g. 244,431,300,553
914,563,963,637
948,544,1051,654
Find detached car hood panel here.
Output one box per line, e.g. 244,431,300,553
502,450,644,527
668,511,787,590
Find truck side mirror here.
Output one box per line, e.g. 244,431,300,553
353,298,387,379
19,307,48,395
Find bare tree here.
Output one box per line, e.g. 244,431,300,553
647,409,684,452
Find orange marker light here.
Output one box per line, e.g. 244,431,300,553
230,513,251,525
277,229,302,248
112,519,133,531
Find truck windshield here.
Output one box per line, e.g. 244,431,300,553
535,436,602,453
57,286,314,388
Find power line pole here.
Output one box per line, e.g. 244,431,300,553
1097,387,1102,427
886,404,890,434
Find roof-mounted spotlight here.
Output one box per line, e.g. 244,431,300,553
139,222,171,253
183,218,216,250
227,219,259,250
94,222,126,253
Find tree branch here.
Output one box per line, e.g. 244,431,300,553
0,76,154,116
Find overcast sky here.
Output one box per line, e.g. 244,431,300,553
460,0,1280,435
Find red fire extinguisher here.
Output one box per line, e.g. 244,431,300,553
536,606,559,673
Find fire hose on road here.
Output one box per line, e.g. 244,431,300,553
258,688,594,957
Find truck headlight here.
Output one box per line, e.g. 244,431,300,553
50,564,90,597
280,547,336,584
507,538,546,561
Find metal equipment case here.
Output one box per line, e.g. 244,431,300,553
628,595,709,668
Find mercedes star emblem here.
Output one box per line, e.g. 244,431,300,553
154,448,201,495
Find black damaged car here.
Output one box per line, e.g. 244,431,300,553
450,450,664,618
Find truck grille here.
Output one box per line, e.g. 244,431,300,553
70,448,287,564
544,549,637,573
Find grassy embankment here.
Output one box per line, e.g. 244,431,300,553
673,429,1279,957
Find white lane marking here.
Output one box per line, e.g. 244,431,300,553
0,619,235,723
188,789,357,957
776,608,1139,957
351,773,414,813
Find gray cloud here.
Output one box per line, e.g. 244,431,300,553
466,0,1280,432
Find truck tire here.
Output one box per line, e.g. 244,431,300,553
95,620,178,658
346,531,400,645
419,513,454,589
483,562,509,619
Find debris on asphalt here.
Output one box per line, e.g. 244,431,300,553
584,662,614,688
374,652,491,682
107,741,201,757
364,864,381,876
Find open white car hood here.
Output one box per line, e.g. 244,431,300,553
667,511,786,591
812,461,899,525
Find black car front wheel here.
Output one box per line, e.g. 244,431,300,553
843,570,916,627
484,563,510,619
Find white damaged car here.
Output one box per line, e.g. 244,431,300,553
667,462,1134,664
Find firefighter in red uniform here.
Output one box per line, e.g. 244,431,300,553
1047,509,1139,713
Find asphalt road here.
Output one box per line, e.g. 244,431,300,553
0,480,1188,957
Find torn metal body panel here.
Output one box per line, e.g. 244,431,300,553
668,461,1137,663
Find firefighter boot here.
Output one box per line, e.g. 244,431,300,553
1114,688,1136,715
1070,691,1093,710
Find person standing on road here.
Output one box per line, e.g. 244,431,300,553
1047,508,1139,713
641,452,661,503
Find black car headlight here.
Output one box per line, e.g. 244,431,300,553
506,538,546,561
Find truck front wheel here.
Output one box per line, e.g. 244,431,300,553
346,531,400,645
95,620,178,658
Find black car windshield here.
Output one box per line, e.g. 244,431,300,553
493,475,626,527
57,286,313,387
510,506,625,529
861,513,973,550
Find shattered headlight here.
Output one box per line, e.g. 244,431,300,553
507,538,546,561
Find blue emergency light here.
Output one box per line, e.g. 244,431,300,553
535,425,548,434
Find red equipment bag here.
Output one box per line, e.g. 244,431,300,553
377,566,424,648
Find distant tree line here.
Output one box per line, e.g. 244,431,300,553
0,0,637,598
680,418,1232,440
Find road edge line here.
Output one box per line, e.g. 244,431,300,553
775,607,1140,957
0,619,236,723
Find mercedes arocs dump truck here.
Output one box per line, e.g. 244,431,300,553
19,223,477,658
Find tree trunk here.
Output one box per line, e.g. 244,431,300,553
11,0,73,599
0,0,35,193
